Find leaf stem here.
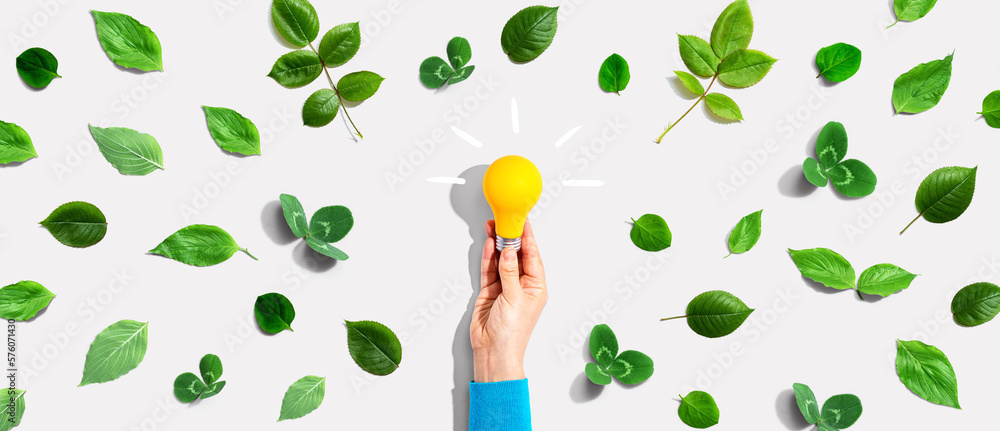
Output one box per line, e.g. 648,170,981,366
887,20,899,29
242,248,258,261
656,73,718,143
308,43,364,139
855,288,864,301
724,253,732,259
899,211,924,235
660,315,687,321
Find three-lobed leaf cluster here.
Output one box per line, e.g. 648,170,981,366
279,193,353,260
788,248,917,300
792,383,863,431
802,121,877,198
420,37,476,89
584,324,654,385
174,354,226,403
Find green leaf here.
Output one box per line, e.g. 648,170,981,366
88,125,164,176
449,65,475,85
816,43,862,82
419,56,453,89
279,194,309,238
678,35,719,78
318,22,361,67
0,389,25,431
717,49,776,88
337,71,384,102
270,0,319,48
40,201,107,248
149,224,255,267
199,354,223,385
979,90,1000,128
680,290,753,338
278,375,326,421
306,237,349,260
727,209,762,256
346,320,402,376
598,53,630,94
951,282,1000,327
173,372,205,403
79,319,148,386
903,166,977,234
588,323,618,369
267,50,323,88
792,383,821,424
447,36,473,70
820,394,863,429
203,106,261,156
815,121,848,168
0,120,37,164
630,214,671,252
302,89,340,127
678,391,720,429
704,93,743,121
16,47,60,88
90,11,162,71
201,380,226,399
608,350,654,385
828,159,877,198
254,292,295,334
710,0,753,60
892,52,953,114
857,264,916,297
0,281,55,321
803,158,828,187
788,248,855,290
500,5,559,63
675,70,705,95
895,339,960,409
584,362,612,385
892,0,938,25
309,205,353,243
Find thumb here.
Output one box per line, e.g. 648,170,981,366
498,246,523,299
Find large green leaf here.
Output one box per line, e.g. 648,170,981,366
588,323,618,368
803,158,828,187
346,320,402,376
584,362,612,385
80,319,149,386
678,35,719,78
857,264,916,297
447,36,472,70
816,43,862,83
895,339,960,408
788,248,855,290
279,194,309,238
309,205,353,243
828,159,877,198
91,11,162,71
682,290,753,338
16,47,61,88
717,49,776,88
203,106,260,156
0,281,55,321
608,350,654,385
270,0,319,48
40,201,107,248
710,0,753,60
598,53,630,95
254,292,295,334
727,209,762,256
318,22,361,67
88,125,164,176
267,50,323,88
173,372,205,403
199,354,223,385
678,391,720,428
792,383,821,424
278,375,326,421
336,71,384,102
500,5,559,63
302,89,340,127
0,120,37,164
914,166,977,224
149,225,255,267
629,214,671,252
951,282,1000,327
819,394,863,429
892,53,953,114
815,121,848,168
704,93,743,121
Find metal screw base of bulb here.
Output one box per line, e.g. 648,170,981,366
495,236,521,252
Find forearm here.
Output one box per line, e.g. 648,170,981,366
473,349,525,383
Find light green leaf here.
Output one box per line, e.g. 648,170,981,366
584,362,612,385
816,43,862,82
679,290,753,338
629,214,671,252
678,391,720,429
346,320,402,376
302,89,340,127
88,125,164,176
500,5,559,63
337,71,384,102
598,53,630,94
0,120,37,164
278,375,326,421
16,47,60,88
704,93,743,121
710,0,753,60
727,209,762,256
80,319,148,386
419,56,453,89
788,248,855,290
449,65,475,85
0,389,25,430
895,339,960,409
254,292,295,334
270,0,319,47
91,11,162,71
717,49,776,88
318,22,361,67
892,0,938,26
675,70,705,95
199,354,223,385
803,158,828,187
0,281,55,321
40,201,107,248
792,383,821,424
828,159,877,198
978,90,1000,128
588,323,618,369
951,282,1000,327
815,121,848,168
279,194,309,238
173,372,205,403
267,50,323,88
902,166,977,234
857,264,916,297
678,35,719,78
305,236,349,260
149,224,256,267
201,380,226,399
203,106,261,156
892,52,953,114
820,394,863,429
447,36,472,70
309,205,353,243
608,350,654,385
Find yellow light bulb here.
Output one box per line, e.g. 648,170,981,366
482,155,543,251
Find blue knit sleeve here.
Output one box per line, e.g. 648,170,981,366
468,379,532,431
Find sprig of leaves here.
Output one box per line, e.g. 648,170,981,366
0,281,55,321
788,248,917,300
40,201,108,248
584,324,654,385
895,339,960,408
80,319,148,386
149,225,257,266
726,209,762,257
792,383,863,431
630,214,671,252
815,43,861,83
0,120,37,165
174,354,226,403
892,52,953,115
802,121,877,197
661,291,754,338
16,47,60,89
91,11,162,71
346,320,402,376
900,166,977,234
500,6,559,63
598,53,630,95
889,0,939,28
420,37,475,89
268,0,382,138
279,193,353,260
657,0,776,142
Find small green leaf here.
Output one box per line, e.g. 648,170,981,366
679,290,753,338
337,71,384,102
267,50,323,88
978,90,1000,128
279,194,309,238
726,209,762,256
305,236,349,260
828,159,877,198
88,125,164,176
857,264,916,297
792,383,821,424
803,158,828,187
203,106,261,156
446,36,473,70
278,375,326,421
892,52,953,114
895,339,960,409
0,389,25,430
201,380,226,399
150,224,255,266
40,201,107,248
788,248,855,290
902,166,977,234
704,93,743,121
710,0,753,60
199,354,223,385
608,350,654,385
309,205,353,243
346,320,402,376
816,43,862,82
80,319,148,386
419,57,453,89
815,121,848,168
588,324,618,369
629,214,672,252
91,11,163,71
598,53,630,94
500,5,559,62
584,362,612,385
0,120,37,164
318,22,361,67
0,281,55,321
173,372,205,403
254,293,295,334
302,89,340,127
951,282,1000,327
717,49,776,88
16,47,60,88
678,391,720,428
270,0,320,48
820,394,863,429
449,65,475,85
675,70,705,95
678,35,719,77
892,0,938,26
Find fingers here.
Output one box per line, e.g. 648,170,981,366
497,246,523,300
480,220,498,288
519,220,545,281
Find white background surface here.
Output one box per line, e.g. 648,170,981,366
2,0,998,429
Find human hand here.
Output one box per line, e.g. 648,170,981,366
470,220,548,383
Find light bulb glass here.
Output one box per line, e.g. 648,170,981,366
482,155,543,251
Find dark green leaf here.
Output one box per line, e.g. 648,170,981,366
88,125,164,175
828,159,877,198
678,35,719,78
500,5,559,62
80,319,148,386
199,354,223,385
588,323,618,368
792,383,821,424
346,320,402,376
449,65,475,85
820,394,863,429
892,0,938,25
309,205,353,243
717,49,776,88
912,166,977,227
803,158,828,187
704,93,743,121
337,71,384,102
0,281,55,321
727,209,762,256
16,47,60,88
446,36,472,69
678,391,720,428
267,50,323,88
318,22,361,67
149,224,255,266
630,214,671,252
173,372,205,403
201,380,226,399
584,362,612,385
306,236,349,260
895,339,960,409
816,43,862,82
710,0,753,60
892,52,953,114
598,53,630,94
203,106,261,156
787,248,855,290
978,90,1000,128
419,56,453,89
675,70,705,95
255,293,295,334
278,375,325,421
279,194,309,238
40,201,107,248
815,121,848,168
857,264,916,297
302,89,340,127
608,350,654,385
0,120,37,164
91,11,162,71
270,0,319,47
951,282,1000,327
682,290,753,338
